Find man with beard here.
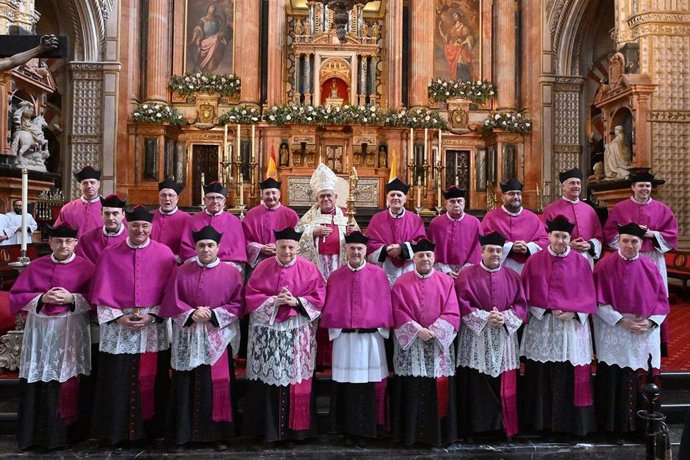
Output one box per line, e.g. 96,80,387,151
55,166,103,238
151,179,190,261
391,239,460,447
320,231,393,445
243,227,326,443
367,178,427,285
161,225,243,450
179,182,247,274
75,194,127,264
455,232,527,440
90,206,177,446
542,167,603,267
243,178,299,269
0,199,38,245
428,186,481,277
10,225,94,450
481,178,548,274
519,216,597,439
593,223,669,440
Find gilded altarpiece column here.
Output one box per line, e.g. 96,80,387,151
624,3,690,246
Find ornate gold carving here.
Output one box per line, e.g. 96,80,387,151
450,109,469,130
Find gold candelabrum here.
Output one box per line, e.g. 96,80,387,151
486,181,497,211
406,156,416,210
434,160,444,214
346,167,358,226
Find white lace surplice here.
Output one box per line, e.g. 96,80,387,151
98,305,170,354
393,318,457,378
171,308,240,371
593,303,666,370
457,309,522,378
368,245,415,286
19,294,91,383
247,296,320,387
519,307,593,366
329,328,389,383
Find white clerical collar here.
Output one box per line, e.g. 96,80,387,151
196,257,221,268
501,205,523,217
126,237,151,249
275,256,297,268
347,260,366,272
103,224,125,237
446,211,465,222
81,195,101,204
480,261,501,273
389,207,405,218
204,208,224,216
618,249,640,261
51,253,76,264
547,245,571,257
262,202,282,211
159,207,178,216
414,267,435,279
631,196,652,206
561,196,580,204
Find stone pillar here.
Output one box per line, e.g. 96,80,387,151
266,0,286,106
495,0,517,111
408,0,434,107
385,0,403,108
293,53,302,104
145,0,169,102
237,0,261,103
359,56,368,105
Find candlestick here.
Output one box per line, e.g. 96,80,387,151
200,173,205,207
236,124,241,164
409,128,413,166
416,176,422,209
424,128,428,164
239,173,244,206
223,124,228,162
437,181,442,208
251,124,256,162
21,168,28,252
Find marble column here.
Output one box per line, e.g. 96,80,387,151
145,0,169,102
237,0,261,103
385,0,403,108
409,0,434,107
495,0,517,111
359,56,368,105
304,54,312,105
294,53,302,104
266,0,286,106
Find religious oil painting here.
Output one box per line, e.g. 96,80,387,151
185,0,235,74
433,0,481,81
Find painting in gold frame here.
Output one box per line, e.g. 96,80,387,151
433,0,482,81
184,0,235,74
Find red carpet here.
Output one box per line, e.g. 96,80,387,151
662,291,690,371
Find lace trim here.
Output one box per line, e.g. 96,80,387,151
98,306,170,354
456,318,520,378
170,313,239,370
429,317,456,349
19,295,92,383
593,314,663,369
393,333,455,378
394,321,421,350
520,309,593,365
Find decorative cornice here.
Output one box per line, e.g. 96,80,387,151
648,111,690,123
628,12,690,37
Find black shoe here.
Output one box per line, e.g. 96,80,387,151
213,442,228,451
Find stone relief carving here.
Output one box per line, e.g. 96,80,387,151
603,125,632,180
10,100,50,171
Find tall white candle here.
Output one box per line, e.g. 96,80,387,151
409,128,413,163
416,176,422,209
424,128,428,164
239,173,244,206
236,124,241,165
223,124,228,162
200,173,205,207
21,168,28,251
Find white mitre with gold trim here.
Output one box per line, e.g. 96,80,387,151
310,163,338,193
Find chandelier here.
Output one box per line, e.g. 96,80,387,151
315,1,374,43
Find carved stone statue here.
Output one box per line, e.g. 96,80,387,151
370,21,380,39
603,125,632,180
10,101,50,171
294,18,304,36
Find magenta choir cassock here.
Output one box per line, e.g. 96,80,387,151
366,209,427,285
151,207,191,260
10,253,95,450
592,251,670,433
480,208,548,274
427,212,482,275
54,197,103,238
179,210,247,270
242,256,326,442
242,204,299,268
89,238,177,446
320,261,393,438
391,269,460,447
542,197,604,266
74,224,127,264
159,259,244,445
519,246,598,437
455,262,527,437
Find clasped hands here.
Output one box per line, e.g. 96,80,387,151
569,237,591,252
551,309,576,321
275,287,299,307
42,287,74,305
619,316,653,334
488,307,505,327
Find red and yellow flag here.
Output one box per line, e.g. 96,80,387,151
266,144,279,179
388,148,398,182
